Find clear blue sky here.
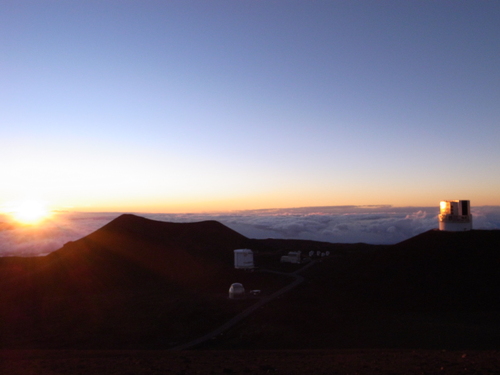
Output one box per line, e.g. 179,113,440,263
1,1,499,213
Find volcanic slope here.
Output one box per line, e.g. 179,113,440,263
1,214,500,350
0,214,289,349
206,229,500,350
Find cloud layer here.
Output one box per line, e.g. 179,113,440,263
2,206,500,257
0,212,120,257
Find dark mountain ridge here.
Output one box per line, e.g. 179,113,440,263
0,214,499,349
340,229,500,310
208,229,500,350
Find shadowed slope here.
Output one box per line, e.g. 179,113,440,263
206,229,500,350
1,217,499,350
366,229,500,310
0,215,259,348
43,214,252,289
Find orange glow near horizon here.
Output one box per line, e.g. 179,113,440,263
63,197,451,214
4,200,52,225
13,188,497,216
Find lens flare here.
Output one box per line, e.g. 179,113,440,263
6,200,52,225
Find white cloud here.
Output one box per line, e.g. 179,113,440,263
1,206,500,256
0,212,121,257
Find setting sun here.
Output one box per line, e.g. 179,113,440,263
7,200,52,225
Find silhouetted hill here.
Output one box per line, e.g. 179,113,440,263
0,215,499,350
207,229,500,350
42,214,252,290
373,229,500,310
93,214,250,262
0,215,277,348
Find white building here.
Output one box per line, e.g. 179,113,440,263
438,200,472,231
280,251,301,264
234,249,254,269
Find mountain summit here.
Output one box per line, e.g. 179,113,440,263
0,216,499,350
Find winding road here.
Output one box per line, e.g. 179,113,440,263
170,260,317,350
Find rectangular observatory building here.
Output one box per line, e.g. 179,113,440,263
234,249,254,269
438,200,472,231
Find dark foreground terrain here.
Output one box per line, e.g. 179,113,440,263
0,214,499,373
1,349,500,375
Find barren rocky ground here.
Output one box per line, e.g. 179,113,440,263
1,215,499,373
2,349,500,375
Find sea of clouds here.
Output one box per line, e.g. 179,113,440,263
1,205,500,257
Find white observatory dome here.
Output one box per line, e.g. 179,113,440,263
229,283,245,299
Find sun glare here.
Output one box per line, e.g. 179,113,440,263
8,200,52,225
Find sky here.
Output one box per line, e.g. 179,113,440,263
1,1,500,214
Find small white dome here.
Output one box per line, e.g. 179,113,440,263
229,283,245,299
